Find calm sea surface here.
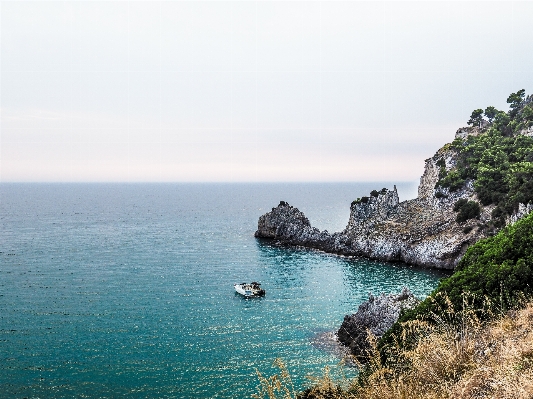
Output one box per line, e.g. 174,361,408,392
0,183,448,398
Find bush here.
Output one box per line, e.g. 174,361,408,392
437,170,465,192
370,190,379,197
454,199,481,223
453,198,468,211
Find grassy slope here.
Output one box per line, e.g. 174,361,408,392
256,302,533,399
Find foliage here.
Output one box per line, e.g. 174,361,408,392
436,169,465,192
467,108,484,127
435,90,533,225
484,105,498,122
352,197,370,206
353,189,388,206
254,359,298,399
453,199,480,223
507,89,526,118
254,360,350,399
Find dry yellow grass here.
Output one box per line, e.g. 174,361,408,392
254,302,533,399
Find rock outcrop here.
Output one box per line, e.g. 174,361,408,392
337,288,418,359
255,142,496,269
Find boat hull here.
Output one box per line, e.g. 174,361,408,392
234,283,265,298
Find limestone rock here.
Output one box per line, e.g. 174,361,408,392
337,288,418,359
508,202,533,225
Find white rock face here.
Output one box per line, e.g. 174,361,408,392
418,158,440,201
508,202,533,224
519,126,533,137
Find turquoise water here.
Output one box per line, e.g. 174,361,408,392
0,183,448,398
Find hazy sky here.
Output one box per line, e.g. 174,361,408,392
1,1,532,182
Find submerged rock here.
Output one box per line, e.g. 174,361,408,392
337,287,418,360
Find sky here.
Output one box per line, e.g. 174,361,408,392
1,1,532,183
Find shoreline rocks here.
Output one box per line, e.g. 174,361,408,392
337,288,418,360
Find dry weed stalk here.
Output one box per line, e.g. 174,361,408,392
253,359,298,399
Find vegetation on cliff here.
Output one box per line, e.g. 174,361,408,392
351,188,388,206
379,209,533,355
436,90,533,232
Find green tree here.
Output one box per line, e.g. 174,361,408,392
493,111,511,134
507,89,526,117
474,148,509,205
467,109,484,127
484,106,498,123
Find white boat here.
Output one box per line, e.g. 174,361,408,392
234,282,265,298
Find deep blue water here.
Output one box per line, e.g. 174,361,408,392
0,183,448,398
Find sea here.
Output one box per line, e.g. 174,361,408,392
0,183,449,398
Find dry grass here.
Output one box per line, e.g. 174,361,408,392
254,301,533,399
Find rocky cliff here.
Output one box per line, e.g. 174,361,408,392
255,139,495,269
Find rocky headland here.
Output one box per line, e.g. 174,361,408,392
255,94,533,270
256,92,533,361
256,132,500,269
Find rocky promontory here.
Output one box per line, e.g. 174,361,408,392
255,94,533,269
255,139,493,269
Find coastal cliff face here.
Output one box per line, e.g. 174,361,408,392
255,142,494,269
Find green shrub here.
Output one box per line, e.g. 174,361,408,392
370,190,379,197
453,198,468,211
454,199,481,223
437,170,465,192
